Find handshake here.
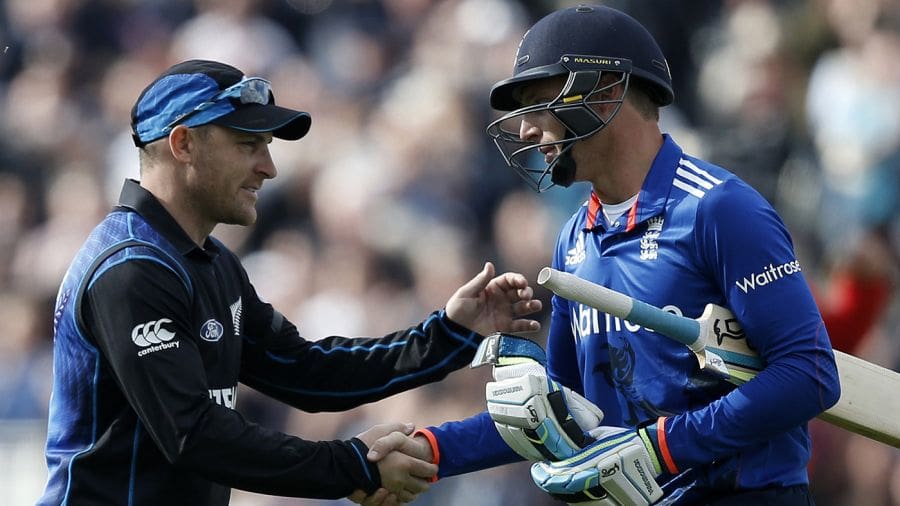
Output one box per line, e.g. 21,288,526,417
348,334,668,506
350,422,437,505
477,334,666,506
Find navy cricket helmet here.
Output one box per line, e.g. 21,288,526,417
486,4,673,192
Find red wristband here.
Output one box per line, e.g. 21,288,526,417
413,428,440,483
656,416,680,474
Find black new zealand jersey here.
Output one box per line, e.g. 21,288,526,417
39,179,483,505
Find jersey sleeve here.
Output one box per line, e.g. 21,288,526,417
425,411,522,478
238,287,483,412
660,179,841,470
85,259,381,499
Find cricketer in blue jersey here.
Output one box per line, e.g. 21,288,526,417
38,60,543,506
362,5,840,506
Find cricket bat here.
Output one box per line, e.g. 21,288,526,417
537,266,900,449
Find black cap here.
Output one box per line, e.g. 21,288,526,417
131,60,311,147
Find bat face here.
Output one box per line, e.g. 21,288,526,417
697,303,764,384
712,317,745,346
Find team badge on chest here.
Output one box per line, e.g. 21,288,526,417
640,216,664,261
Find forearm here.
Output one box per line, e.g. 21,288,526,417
662,344,840,471
241,310,483,411
423,411,523,478
171,403,379,498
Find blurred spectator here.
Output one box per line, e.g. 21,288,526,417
0,291,51,420
0,1,895,505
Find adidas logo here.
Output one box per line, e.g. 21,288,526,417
565,233,586,266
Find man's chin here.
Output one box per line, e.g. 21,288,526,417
222,210,257,227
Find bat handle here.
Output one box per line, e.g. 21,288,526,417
537,267,704,351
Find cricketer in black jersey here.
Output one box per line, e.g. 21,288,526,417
38,60,543,505
40,179,490,504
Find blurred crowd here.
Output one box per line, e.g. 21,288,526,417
0,0,897,504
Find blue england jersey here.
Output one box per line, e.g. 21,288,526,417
428,135,840,492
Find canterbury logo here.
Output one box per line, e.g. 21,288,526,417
131,319,176,347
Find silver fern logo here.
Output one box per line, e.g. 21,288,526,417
640,217,664,261
230,297,242,336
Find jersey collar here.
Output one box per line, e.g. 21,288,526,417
116,179,219,259
584,133,683,232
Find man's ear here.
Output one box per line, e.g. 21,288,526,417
597,72,626,100
168,125,193,164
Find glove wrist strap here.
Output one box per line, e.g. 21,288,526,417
638,416,680,475
470,333,548,368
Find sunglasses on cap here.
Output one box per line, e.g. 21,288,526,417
165,77,273,131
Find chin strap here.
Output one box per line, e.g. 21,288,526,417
550,137,578,188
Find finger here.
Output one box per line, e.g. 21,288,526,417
358,422,415,450
512,299,542,316
401,476,432,495
388,433,433,461
455,262,494,298
506,318,541,333
516,285,534,301
379,494,400,506
358,488,390,506
489,271,529,293
368,431,416,461
396,489,421,503
408,458,439,479
349,489,367,504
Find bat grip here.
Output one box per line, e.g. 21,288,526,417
537,267,703,349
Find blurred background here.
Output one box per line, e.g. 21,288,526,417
0,0,897,504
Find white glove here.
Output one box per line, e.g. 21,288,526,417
472,334,604,461
531,425,665,506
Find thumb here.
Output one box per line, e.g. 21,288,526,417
367,431,411,461
456,262,495,298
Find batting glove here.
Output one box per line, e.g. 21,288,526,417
531,424,665,506
471,334,604,461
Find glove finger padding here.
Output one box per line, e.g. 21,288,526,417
531,427,664,506
487,370,604,461
474,333,605,462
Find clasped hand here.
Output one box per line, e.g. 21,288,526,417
350,424,435,505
